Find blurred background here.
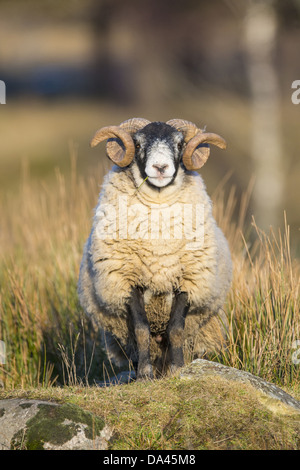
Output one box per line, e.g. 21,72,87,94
1,0,300,252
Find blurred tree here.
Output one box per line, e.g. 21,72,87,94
243,0,283,230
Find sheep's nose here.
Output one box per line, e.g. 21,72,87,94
153,164,169,174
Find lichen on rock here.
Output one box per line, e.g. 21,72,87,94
0,399,113,450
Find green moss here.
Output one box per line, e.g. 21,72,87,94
11,403,105,450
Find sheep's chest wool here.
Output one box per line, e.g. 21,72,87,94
78,118,232,377
92,168,219,310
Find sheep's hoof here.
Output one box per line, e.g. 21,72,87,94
136,364,154,381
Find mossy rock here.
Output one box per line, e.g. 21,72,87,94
0,399,113,450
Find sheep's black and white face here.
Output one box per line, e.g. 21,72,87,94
133,122,184,189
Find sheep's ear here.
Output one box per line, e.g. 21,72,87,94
183,133,226,170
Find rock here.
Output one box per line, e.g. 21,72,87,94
0,399,113,450
180,359,300,414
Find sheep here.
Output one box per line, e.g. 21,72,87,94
78,118,232,380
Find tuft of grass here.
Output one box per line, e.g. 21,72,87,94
0,151,115,388
211,181,300,386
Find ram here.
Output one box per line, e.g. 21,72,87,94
78,118,232,380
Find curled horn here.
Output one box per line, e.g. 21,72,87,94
90,118,151,167
91,126,135,167
167,119,226,170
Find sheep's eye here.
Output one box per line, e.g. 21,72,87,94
135,143,141,150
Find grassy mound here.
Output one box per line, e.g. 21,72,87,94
1,375,299,450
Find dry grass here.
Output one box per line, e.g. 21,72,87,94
0,149,109,388
0,147,299,391
211,180,300,386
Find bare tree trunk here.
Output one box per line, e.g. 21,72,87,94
243,0,283,230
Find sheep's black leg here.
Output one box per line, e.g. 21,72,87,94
167,291,189,373
128,287,153,380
